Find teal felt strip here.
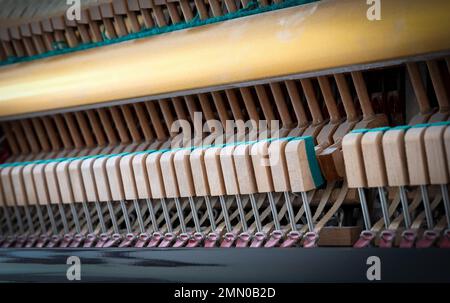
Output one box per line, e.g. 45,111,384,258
303,136,324,188
0,134,325,191
391,125,411,131
349,120,450,135
412,123,431,128
3,120,448,173
351,129,368,134
366,127,390,132
0,0,319,66
0,136,302,169
411,121,450,128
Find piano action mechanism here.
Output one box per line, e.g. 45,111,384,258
0,0,450,282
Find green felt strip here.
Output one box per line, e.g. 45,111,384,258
411,121,450,128
366,127,390,133
303,136,324,188
350,121,450,135
0,135,321,172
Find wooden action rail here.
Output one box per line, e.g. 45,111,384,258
342,122,450,249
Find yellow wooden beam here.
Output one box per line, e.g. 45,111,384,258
0,0,450,117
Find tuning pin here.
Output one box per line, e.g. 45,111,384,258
202,196,219,247
102,200,122,248
35,234,51,248
59,232,74,248
118,199,136,248
69,203,82,235
248,194,265,248
239,196,262,248
45,205,58,235
97,202,121,248
280,192,302,248
172,197,190,248
132,199,150,247
92,200,108,247
81,201,96,247
218,196,236,248
299,192,318,248
158,198,177,248
44,205,61,247
145,198,163,247
185,197,204,248
56,204,71,247
83,233,98,248
102,233,123,248
343,131,376,248
263,193,283,248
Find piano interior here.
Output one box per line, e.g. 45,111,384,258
0,0,449,282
